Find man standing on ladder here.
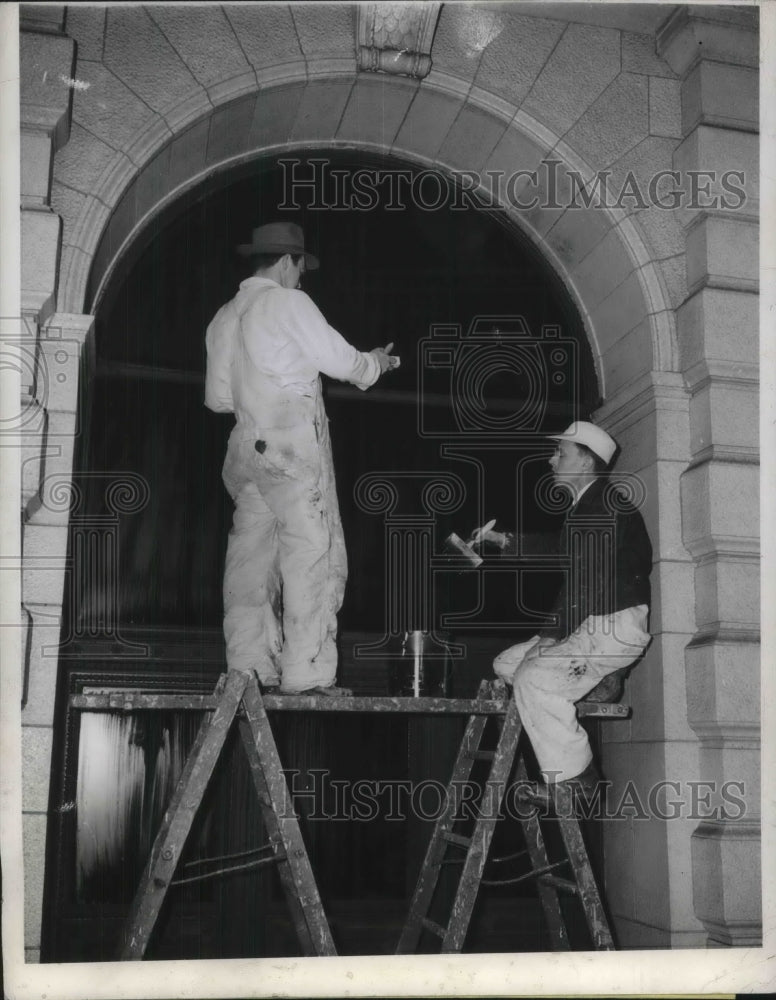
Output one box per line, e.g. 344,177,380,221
474,421,653,792
205,221,398,695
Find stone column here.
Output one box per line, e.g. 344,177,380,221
20,3,76,520
21,313,93,964
595,370,700,948
19,6,86,963
658,6,761,947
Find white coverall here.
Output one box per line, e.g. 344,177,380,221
205,276,381,692
493,606,650,783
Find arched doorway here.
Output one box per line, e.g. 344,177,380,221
45,150,604,960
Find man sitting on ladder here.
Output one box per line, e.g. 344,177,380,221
474,421,653,794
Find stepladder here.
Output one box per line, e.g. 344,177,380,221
114,670,336,960
396,680,624,954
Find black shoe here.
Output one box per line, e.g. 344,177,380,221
250,672,281,694
561,760,602,796
551,762,605,816
580,670,625,704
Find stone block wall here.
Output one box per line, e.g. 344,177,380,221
658,4,761,948
18,6,93,962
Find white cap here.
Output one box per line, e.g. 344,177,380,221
547,421,617,464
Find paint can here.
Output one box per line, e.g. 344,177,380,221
390,630,453,698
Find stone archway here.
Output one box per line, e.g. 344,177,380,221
63,76,679,399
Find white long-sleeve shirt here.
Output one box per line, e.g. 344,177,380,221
205,276,381,430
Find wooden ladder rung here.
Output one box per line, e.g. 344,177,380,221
538,874,579,895
576,702,630,719
516,783,551,806
421,918,448,939
441,831,472,849
464,749,495,761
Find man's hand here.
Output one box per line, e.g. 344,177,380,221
371,342,401,374
470,526,510,550
468,519,496,546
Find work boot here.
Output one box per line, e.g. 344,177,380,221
581,667,628,704
560,760,602,796
518,762,602,808
242,668,281,693
551,761,606,818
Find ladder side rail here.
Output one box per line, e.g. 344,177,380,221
441,697,523,953
396,682,498,955
236,714,324,957
239,677,337,957
395,710,489,954
119,670,249,960
551,783,615,950
513,758,570,951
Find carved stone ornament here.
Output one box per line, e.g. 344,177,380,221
357,2,443,79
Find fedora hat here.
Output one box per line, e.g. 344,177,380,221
548,421,617,465
236,222,319,270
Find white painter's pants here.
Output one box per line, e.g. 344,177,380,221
221,399,346,693
493,606,650,782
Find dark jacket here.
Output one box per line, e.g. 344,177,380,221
509,477,653,641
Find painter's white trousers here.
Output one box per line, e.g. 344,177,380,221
494,606,650,782
221,397,346,693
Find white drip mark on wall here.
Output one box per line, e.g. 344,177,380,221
456,9,505,58
60,74,91,92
